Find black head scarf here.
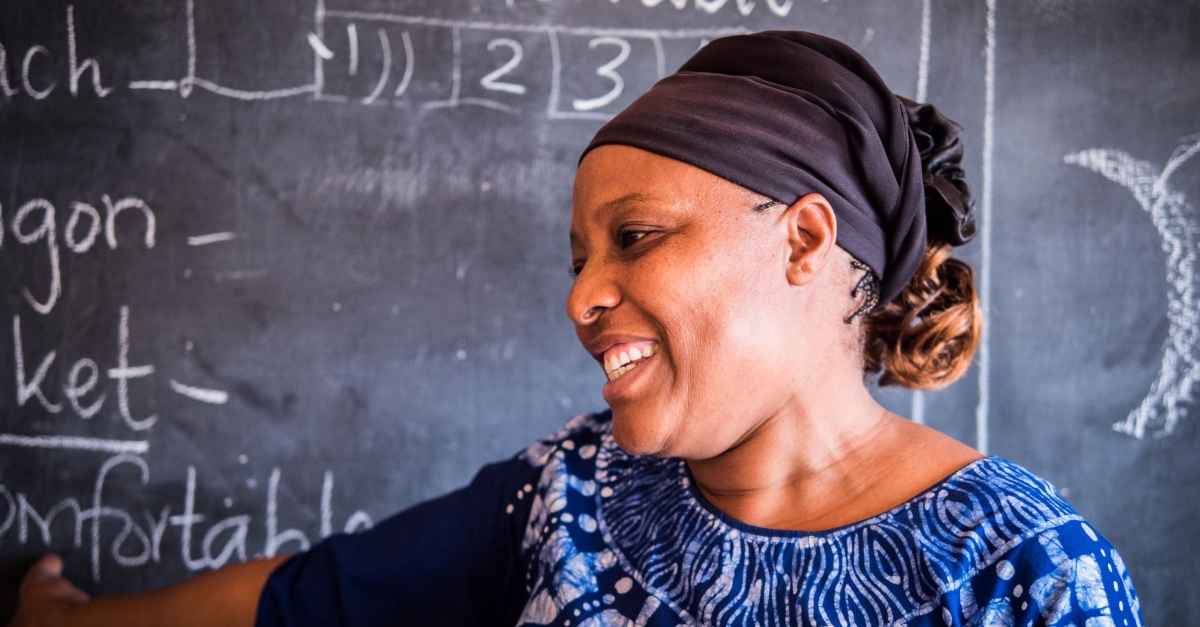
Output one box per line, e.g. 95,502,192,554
581,31,975,305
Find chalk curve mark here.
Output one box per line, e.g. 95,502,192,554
1064,135,1200,439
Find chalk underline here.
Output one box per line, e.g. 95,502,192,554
0,433,149,455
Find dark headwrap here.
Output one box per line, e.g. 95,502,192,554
581,31,975,305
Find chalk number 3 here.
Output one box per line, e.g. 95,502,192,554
573,37,631,112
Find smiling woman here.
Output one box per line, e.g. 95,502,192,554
9,30,1142,627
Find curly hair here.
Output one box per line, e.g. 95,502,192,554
858,242,982,390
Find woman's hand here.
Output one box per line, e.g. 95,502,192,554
6,553,287,627
7,554,89,627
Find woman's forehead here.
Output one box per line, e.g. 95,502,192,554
575,146,688,194
573,146,760,217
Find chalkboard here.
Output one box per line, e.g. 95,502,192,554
0,0,1196,623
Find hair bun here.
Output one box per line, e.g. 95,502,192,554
898,96,976,246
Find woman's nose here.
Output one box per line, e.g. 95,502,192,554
566,263,621,325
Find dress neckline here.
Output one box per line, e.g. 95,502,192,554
673,455,999,541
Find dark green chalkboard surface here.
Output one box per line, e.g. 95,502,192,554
1,0,1196,623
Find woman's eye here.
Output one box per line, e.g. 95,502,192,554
569,263,584,278
618,229,650,248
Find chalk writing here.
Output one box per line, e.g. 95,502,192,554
126,0,317,101
0,455,374,582
1065,134,1200,439
4,304,235,452
9,307,152,426
0,5,113,102
571,36,632,112
0,0,748,119
67,5,114,97
187,232,236,246
168,380,230,405
504,0,793,18
315,12,744,118
481,38,528,95
2,194,155,316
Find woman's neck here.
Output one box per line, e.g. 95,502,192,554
684,372,980,531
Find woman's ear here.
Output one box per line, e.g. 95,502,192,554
780,193,837,287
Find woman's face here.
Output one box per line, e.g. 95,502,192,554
569,145,823,459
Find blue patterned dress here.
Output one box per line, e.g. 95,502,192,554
258,412,1144,627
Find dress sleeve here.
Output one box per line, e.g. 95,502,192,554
255,455,542,627
956,519,1144,627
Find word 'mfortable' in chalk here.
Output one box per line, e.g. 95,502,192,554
0,455,374,583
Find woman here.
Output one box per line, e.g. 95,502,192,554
10,31,1141,627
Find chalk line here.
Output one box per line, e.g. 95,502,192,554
423,26,462,110
451,97,515,113
321,472,334,538
129,80,179,91
393,30,415,98
308,32,334,60
976,0,996,455
916,0,932,103
188,78,316,101
124,0,314,102
182,0,197,97
169,379,229,404
321,10,747,40
0,433,149,455
911,390,926,425
361,28,391,105
187,232,235,246
314,0,326,96
909,0,933,426
214,268,267,281
651,35,666,79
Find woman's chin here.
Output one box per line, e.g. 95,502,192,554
609,409,675,457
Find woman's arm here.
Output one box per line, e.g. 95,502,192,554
7,553,288,627
11,451,545,627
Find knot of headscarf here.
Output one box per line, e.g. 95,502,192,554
581,30,974,304
898,96,977,247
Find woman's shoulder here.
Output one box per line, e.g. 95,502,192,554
907,457,1086,566
925,458,1143,624
933,456,1078,526
900,457,1141,619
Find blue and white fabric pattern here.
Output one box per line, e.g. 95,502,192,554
511,412,1143,627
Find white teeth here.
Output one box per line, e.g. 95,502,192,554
604,344,656,383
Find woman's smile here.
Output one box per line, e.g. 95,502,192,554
601,343,659,405
602,341,657,382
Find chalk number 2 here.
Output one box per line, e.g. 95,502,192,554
481,38,527,95
470,34,634,112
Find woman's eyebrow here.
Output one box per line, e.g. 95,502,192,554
597,192,658,217
570,193,665,245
